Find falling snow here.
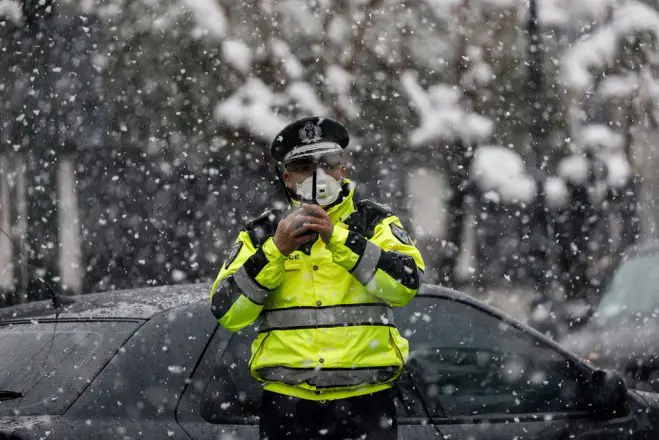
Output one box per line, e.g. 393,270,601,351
1,0,659,438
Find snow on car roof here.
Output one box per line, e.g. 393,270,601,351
0,283,209,321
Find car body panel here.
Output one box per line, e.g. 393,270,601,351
179,284,659,440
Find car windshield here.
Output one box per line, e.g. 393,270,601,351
0,320,139,416
595,253,659,321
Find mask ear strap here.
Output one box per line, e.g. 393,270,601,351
273,162,293,209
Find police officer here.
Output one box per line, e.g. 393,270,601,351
210,116,425,440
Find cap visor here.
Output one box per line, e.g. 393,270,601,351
283,142,344,162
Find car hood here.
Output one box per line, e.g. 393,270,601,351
560,315,659,370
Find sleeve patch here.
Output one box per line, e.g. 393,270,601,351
390,223,412,245
224,241,243,269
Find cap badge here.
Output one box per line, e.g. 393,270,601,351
298,121,323,144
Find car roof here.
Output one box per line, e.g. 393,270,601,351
0,282,548,336
0,283,209,322
0,283,586,367
0,283,481,322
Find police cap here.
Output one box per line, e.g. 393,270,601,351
270,116,349,163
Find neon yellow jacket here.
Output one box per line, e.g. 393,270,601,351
210,183,425,400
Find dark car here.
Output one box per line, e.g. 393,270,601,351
0,283,658,439
561,242,659,393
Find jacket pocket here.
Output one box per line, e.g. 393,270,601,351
249,333,271,381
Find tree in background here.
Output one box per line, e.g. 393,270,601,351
0,0,656,300
558,0,659,299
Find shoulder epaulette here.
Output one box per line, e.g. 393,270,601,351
244,209,282,248
344,200,395,238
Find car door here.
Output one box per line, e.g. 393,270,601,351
176,323,259,440
395,293,654,440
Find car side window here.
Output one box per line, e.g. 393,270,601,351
200,325,261,424
395,297,592,418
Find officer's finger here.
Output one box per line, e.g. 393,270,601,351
296,215,324,228
302,223,330,234
291,224,316,238
287,208,315,223
294,233,318,244
302,204,327,218
284,207,306,221
284,211,306,226
300,204,321,216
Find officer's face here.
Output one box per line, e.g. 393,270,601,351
283,154,347,189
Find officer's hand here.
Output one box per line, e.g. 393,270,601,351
298,204,334,244
274,209,320,256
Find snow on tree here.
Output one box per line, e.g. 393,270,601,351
540,0,619,31
560,0,656,250
471,145,536,205
0,0,21,24
182,0,228,40
562,0,659,133
214,78,289,141
401,71,493,148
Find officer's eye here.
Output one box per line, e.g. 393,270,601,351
319,160,342,170
285,162,314,173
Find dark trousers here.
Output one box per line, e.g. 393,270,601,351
259,389,398,440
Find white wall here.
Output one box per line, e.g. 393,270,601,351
405,167,447,239
57,157,83,294
0,155,13,291
15,155,27,301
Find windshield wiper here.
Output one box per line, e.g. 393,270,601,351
0,391,23,401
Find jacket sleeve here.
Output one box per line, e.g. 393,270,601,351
210,232,287,332
326,215,425,307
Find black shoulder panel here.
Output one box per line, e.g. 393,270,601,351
344,200,395,238
244,209,281,248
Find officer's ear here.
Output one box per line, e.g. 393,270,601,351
282,169,294,189
339,157,349,178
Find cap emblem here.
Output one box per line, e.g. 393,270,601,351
298,121,323,144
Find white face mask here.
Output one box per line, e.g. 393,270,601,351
296,168,343,207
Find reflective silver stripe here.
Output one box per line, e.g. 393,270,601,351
261,304,394,331
257,366,399,388
352,241,381,285
233,266,268,305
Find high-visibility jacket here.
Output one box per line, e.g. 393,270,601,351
210,182,425,401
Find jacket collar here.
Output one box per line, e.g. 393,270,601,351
326,180,355,224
